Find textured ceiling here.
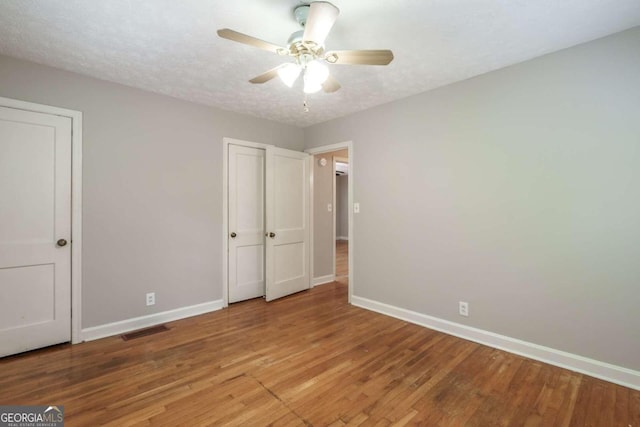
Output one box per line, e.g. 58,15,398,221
0,1,639,127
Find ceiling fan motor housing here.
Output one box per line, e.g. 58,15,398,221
289,4,324,58
288,29,304,46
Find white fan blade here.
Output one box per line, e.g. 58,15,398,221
303,2,339,46
218,28,286,54
249,65,286,84
324,50,394,65
322,74,341,93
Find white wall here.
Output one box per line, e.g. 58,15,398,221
0,54,303,328
304,27,640,372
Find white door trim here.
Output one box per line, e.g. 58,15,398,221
222,138,273,307
305,141,353,304
0,96,83,344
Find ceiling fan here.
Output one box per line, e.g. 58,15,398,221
217,1,394,96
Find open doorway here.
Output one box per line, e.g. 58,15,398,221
334,157,349,284
306,142,353,303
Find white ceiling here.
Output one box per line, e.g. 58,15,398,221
1,1,639,128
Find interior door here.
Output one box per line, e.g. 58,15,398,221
228,145,265,303
0,106,72,357
265,147,310,301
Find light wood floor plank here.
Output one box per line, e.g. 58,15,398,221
336,240,348,278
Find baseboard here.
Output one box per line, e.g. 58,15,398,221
336,236,348,241
81,300,224,342
351,295,640,391
312,274,336,287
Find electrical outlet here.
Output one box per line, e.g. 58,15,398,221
146,292,155,306
459,301,469,317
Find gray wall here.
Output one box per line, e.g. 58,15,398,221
336,175,348,239
0,54,303,328
304,27,640,371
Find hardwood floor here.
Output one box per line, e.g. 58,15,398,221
1,281,638,426
336,240,348,278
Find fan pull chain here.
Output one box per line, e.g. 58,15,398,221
303,95,310,113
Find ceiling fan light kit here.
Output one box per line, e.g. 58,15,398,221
217,1,394,110
302,60,329,93
277,63,302,88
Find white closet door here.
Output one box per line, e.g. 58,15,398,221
265,147,310,301
0,106,72,357
228,145,265,303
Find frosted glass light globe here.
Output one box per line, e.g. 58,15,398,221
277,63,301,87
305,60,329,85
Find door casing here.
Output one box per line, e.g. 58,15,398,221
0,96,83,344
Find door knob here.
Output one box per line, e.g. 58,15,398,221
57,239,68,247
269,232,276,238
230,232,237,238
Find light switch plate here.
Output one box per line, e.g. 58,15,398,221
328,203,332,212
354,203,360,213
